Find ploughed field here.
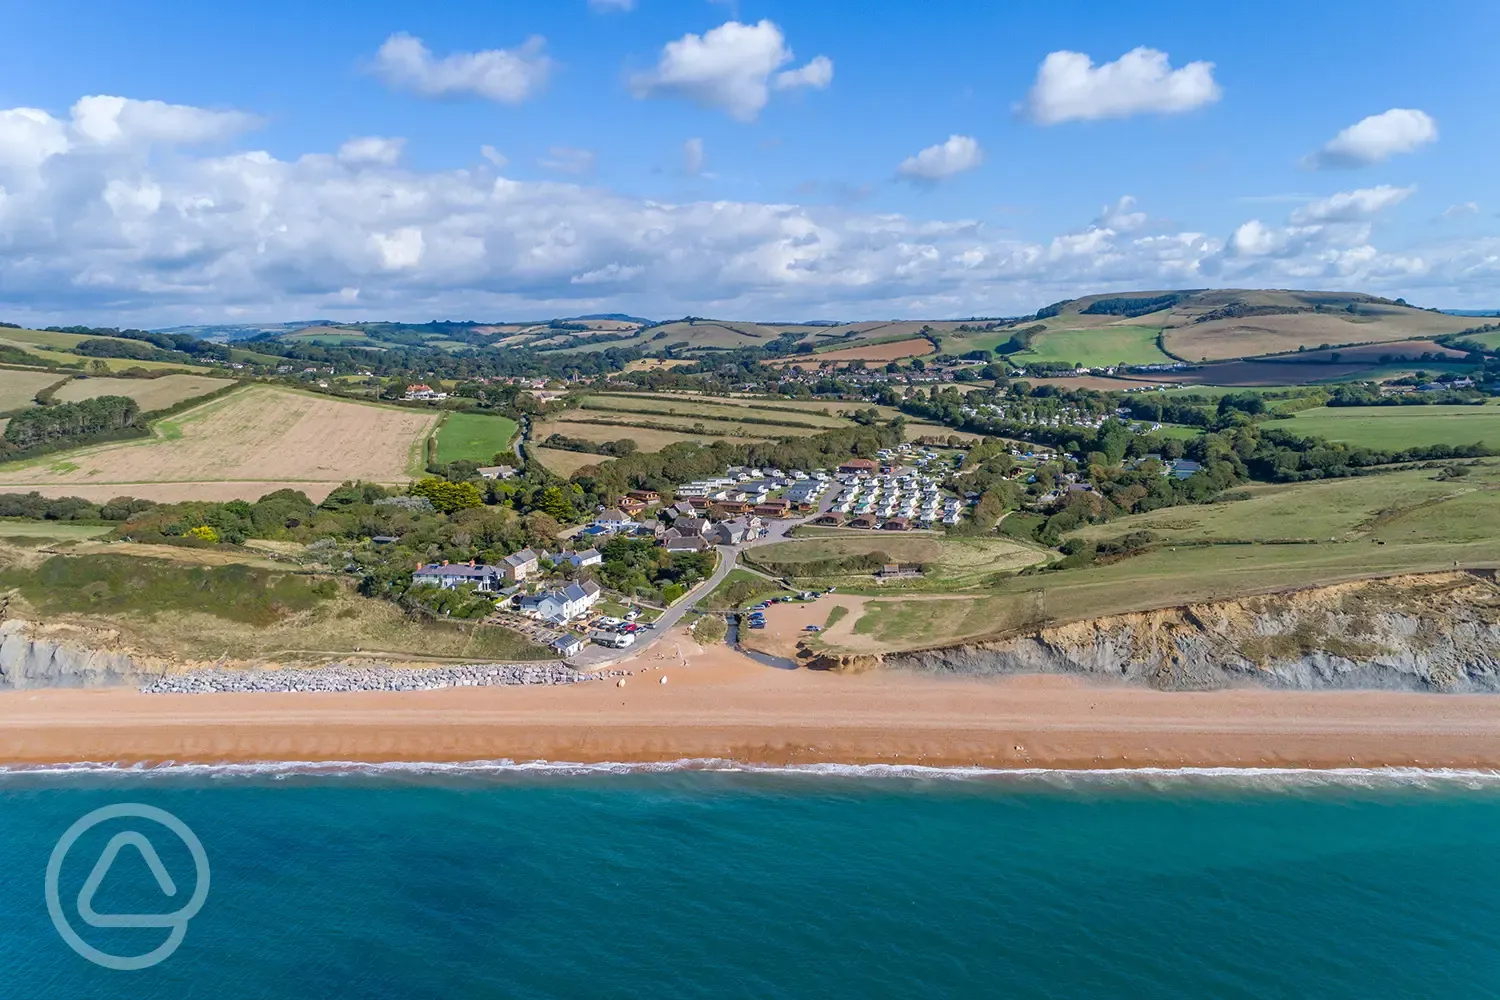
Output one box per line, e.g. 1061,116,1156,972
0,385,439,502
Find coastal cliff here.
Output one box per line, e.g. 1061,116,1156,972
0,619,166,689
884,572,1500,692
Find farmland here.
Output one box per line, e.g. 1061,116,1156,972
534,418,771,453
1287,404,1500,450
0,369,69,411
771,337,935,366
0,327,216,372
0,385,439,503
530,446,611,477
1011,326,1172,367
434,412,518,464
51,374,233,411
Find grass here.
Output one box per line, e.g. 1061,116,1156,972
534,419,771,452
531,446,609,477
1286,403,1500,450
748,535,1045,587
579,393,849,428
0,521,113,540
700,568,793,610
0,370,67,411
1013,326,1173,368
434,412,519,464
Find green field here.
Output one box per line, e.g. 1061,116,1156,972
1450,329,1500,351
1012,326,1173,367
0,521,113,540
434,412,519,464
1288,403,1500,450
749,534,1046,588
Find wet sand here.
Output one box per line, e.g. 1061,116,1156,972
2,632,1500,770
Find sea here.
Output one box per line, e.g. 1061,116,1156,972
2,762,1499,999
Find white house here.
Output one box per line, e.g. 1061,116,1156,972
412,562,506,592
551,634,586,657
518,581,602,622
593,509,636,532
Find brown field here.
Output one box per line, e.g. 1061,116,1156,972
51,374,234,410
1284,340,1469,363
1115,361,1386,387
772,338,935,366
0,369,67,410
580,393,849,429
534,418,772,452
1022,375,1143,391
530,446,610,478
0,385,439,503
623,358,696,372
1165,312,1471,361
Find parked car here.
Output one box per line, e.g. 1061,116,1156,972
749,622,766,629
803,625,821,632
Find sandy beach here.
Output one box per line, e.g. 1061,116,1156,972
3,627,1500,770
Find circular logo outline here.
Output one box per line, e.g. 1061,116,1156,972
45,803,210,971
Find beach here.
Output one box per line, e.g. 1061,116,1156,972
2,628,1500,770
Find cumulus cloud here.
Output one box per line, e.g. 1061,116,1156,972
338,136,405,166
1094,195,1148,233
630,20,832,121
897,135,983,182
2,93,1494,325
683,137,705,175
1442,201,1479,219
1289,185,1415,224
1305,108,1437,169
538,145,596,175
372,32,552,104
1021,47,1221,124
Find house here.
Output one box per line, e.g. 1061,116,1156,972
839,458,879,476
753,499,792,518
711,520,750,545
477,466,516,480
618,497,648,515
876,564,924,581
848,514,881,529
881,517,912,531
593,509,636,532
569,548,603,568
668,501,697,519
664,529,710,553
712,500,751,516
518,580,602,622
551,634,586,658
502,548,540,582
412,561,506,592
404,383,448,401
627,489,661,504
1167,459,1202,481
810,512,844,527
674,517,711,537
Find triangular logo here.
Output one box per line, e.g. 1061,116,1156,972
77,832,180,929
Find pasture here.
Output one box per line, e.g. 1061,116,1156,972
0,385,439,503
1287,404,1500,450
773,338,935,366
0,369,68,411
1012,326,1173,367
434,412,518,464
51,374,233,411
750,534,1045,587
534,418,770,452
530,446,609,478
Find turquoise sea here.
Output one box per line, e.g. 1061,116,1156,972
2,763,1499,998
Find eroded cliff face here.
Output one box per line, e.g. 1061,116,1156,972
0,620,179,689
886,572,1500,692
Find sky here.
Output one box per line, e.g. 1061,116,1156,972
0,0,1495,326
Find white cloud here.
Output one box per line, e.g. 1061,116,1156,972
1306,108,1437,169
897,135,983,182
1290,185,1415,224
338,136,405,166
1021,47,1221,124
683,137,705,175
539,145,596,175
774,55,833,92
1442,201,1479,219
630,20,832,121
480,145,508,168
3,93,1497,325
588,0,635,10
1094,195,1148,233
372,32,552,104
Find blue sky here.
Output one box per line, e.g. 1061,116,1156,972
0,0,1494,325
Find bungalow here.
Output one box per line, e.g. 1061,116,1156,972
713,500,751,516
551,634,586,658
593,509,636,532
839,458,879,476
848,514,881,530
404,383,448,401
477,466,516,480
810,512,844,527
1167,459,1202,481
502,548,540,582
627,489,661,504
664,529,711,553
668,501,697,519
882,517,912,531
618,497,648,515
412,561,506,592
518,580,602,622
753,499,792,518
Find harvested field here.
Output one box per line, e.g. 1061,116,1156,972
51,374,234,410
1284,340,1468,363
534,418,771,452
1115,361,1385,387
0,385,439,503
1165,311,1471,361
0,369,68,411
579,393,848,428
531,446,610,477
623,358,696,372
1023,375,1146,392
772,338,934,366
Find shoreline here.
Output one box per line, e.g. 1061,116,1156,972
5,631,1500,771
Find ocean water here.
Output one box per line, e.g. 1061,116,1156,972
2,763,1500,999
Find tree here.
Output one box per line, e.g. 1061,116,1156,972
537,486,578,521
410,477,483,514
186,525,220,543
